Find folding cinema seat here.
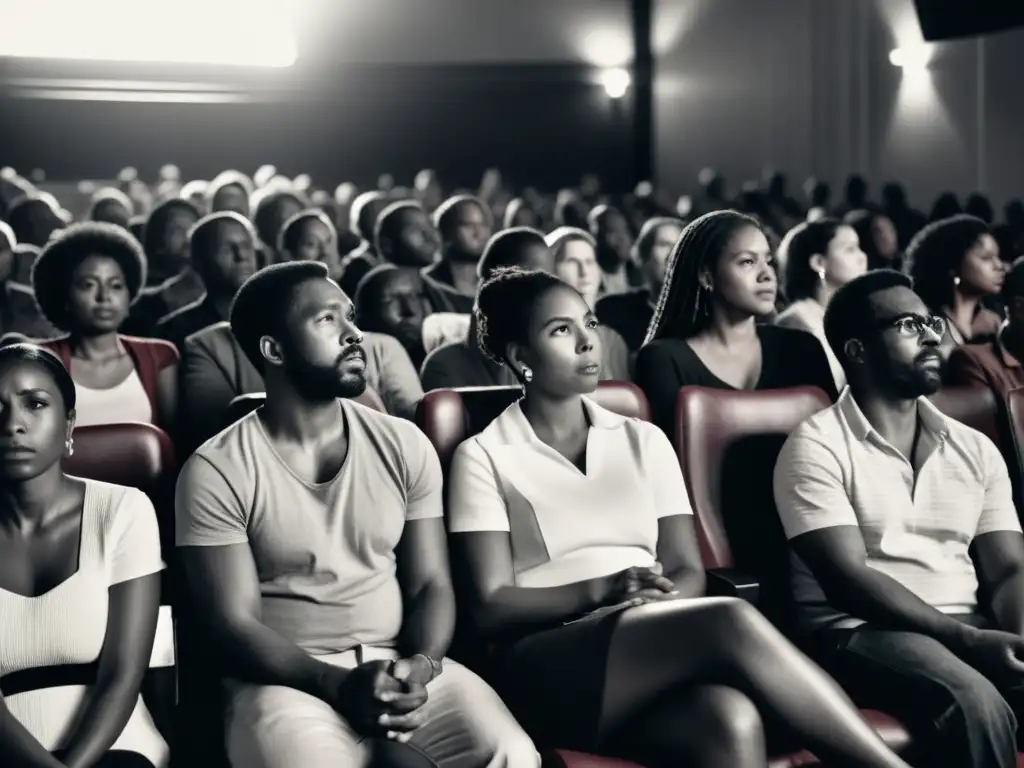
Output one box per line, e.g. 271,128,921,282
65,422,178,747
673,385,912,766
416,381,650,768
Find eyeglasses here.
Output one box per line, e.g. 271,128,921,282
875,313,947,338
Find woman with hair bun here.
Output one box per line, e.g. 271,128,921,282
447,267,911,768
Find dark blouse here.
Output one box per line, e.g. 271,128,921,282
634,324,839,436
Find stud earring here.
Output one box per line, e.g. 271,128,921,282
522,366,534,384
953,275,961,286
65,438,74,457
817,268,826,281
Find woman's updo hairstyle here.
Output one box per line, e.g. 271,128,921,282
0,342,76,414
474,266,567,372
779,217,843,302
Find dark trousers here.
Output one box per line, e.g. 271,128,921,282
53,752,154,768
811,615,1023,768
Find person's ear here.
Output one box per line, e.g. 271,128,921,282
259,335,285,368
65,410,76,443
808,252,827,278
843,338,866,366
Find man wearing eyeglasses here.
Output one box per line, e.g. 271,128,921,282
773,269,1024,768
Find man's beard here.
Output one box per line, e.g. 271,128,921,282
284,347,368,402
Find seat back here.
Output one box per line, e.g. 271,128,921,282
1006,388,1024,505
675,386,832,624
222,387,387,429
416,380,651,471
928,386,1001,444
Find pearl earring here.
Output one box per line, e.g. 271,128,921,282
817,268,826,281
953,275,961,286
521,366,534,383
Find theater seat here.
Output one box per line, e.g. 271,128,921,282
928,386,1000,444
418,381,655,768
674,385,912,762
222,386,387,429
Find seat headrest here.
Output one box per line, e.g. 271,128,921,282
67,422,174,488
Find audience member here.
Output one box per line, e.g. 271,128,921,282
424,194,492,313
278,208,343,280
354,264,431,369
374,201,440,269
7,195,66,248
155,212,258,350
0,343,167,768
844,209,901,271
775,219,868,390
88,188,134,229
587,205,635,295
774,269,1024,768
251,189,304,266
205,171,254,218
419,228,554,391
947,255,1024,400
32,223,178,429
502,197,539,230
905,215,1005,352
5,244,60,339
123,198,204,335
545,227,630,380
635,210,837,435
596,216,684,351
337,190,392,299
179,319,423,453
447,267,910,768
175,262,538,768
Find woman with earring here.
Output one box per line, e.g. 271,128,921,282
905,214,1005,353
633,210,837,436
447,266,913,768
775,219,868,390
0,343,166,767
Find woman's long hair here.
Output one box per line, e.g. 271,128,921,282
643,210,763,345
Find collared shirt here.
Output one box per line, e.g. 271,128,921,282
947,325,1024,403
447,396,693,588
774,387,1021,630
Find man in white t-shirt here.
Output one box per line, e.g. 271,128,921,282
176,261,538,768
774,270,1024,768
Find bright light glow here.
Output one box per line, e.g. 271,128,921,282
0,0,297,68
889,46,932,70
600,68,631,99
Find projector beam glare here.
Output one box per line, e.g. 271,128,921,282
889,45,931,70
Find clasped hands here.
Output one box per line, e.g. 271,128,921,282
605,562,680,608
330,654,436,743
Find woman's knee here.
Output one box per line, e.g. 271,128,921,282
691,685,765,746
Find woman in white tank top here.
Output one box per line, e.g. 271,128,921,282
30,223,178,430
0,343,166,767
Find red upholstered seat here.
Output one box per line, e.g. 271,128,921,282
66,421,175,488
928,386,1001,444
417,381,654,768
674,385,912,762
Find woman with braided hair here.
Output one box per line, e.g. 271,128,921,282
448,266,912,768
634,210,837,435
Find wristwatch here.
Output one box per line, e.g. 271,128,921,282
412,653,444,680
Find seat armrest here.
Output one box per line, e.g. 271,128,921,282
705,568,760,604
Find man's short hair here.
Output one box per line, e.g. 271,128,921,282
432,195,490,239
188,211,256,269
229,261,330,374
373,201,423,255
823,269,914,368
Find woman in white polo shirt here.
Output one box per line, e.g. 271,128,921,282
447,267,912,768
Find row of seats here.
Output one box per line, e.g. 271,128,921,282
67,383,1024,768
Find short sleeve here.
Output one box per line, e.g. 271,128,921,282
447,438,512,533
773,429,860,539
110,488,165,586
641,422,693,519
976,436,1023,536
175,453,250,547
404,428,444,521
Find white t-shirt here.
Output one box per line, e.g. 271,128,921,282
0,480,168,765
448,397,693,587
